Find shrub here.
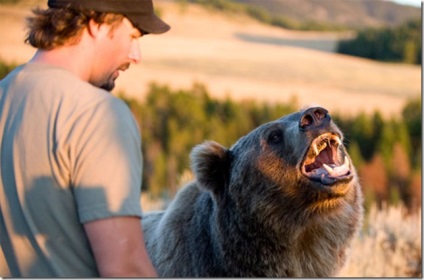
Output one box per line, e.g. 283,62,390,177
338,203,422,277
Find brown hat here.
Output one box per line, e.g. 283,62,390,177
47,0,170,34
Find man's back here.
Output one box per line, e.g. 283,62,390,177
0,63,142,277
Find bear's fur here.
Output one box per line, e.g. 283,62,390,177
142,106,363,277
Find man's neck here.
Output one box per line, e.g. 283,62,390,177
29,34,95,83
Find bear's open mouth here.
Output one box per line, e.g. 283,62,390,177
301,133,352,185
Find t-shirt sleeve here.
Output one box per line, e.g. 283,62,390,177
66,97,143,223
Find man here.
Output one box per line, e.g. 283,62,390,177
0,0,170,277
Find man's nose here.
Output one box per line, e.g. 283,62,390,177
129,39,141,64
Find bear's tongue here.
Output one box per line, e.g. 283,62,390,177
307,156,350,178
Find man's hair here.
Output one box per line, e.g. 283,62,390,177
25,7,125,50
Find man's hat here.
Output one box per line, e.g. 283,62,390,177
47,0,170,34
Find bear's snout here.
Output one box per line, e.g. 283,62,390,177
299,107,330,131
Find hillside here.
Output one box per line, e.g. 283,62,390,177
233,0,421,28
0,0,420,118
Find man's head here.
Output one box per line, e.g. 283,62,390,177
47,0,170,35
26,0,170,91
26,0,169,49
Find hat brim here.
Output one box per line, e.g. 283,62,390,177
127,12,170,35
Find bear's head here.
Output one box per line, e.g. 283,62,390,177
190,106,362,226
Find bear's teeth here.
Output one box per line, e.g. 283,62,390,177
311,134,341,157
313,144,319,156
313,141,327,156
334,137,342,146
322,156,350,177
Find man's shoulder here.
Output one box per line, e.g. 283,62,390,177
23,63,122,105
1,62,129,121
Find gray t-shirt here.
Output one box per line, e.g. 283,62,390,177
0,63,143,277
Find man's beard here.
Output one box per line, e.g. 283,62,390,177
100,80,115,91
100,64,128,91
99,73,117,91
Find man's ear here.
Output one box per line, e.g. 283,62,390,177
87,19,107,38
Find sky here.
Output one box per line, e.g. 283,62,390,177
387,0,422,7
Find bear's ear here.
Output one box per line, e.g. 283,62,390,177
190,140,230,196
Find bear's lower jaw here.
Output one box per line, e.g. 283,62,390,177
303,179,356,212
306,169,353,186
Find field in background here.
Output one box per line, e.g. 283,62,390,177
0,0,421,119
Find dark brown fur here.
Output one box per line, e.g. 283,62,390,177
142,107,363,277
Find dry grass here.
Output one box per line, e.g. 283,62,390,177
0,0,420,119
338,203,422,277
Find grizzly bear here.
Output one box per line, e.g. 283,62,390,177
142,106,363,277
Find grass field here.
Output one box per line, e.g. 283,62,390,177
0,0,421,118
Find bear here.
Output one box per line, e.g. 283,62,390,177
141,106,363,277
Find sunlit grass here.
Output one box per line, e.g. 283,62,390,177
338,203,421,277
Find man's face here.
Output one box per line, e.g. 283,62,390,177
91,18,142,91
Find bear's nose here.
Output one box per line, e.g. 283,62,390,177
299,107,330,130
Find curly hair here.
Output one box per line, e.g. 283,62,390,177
25,7,125,50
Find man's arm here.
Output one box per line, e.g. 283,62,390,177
84,216,157,277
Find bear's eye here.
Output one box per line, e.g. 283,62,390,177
267,130,283,144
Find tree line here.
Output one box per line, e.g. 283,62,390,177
337,19,421,65
119,83,298,199
120,82,421,213
0,59,420,212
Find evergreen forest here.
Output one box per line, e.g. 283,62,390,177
337,19,421,65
